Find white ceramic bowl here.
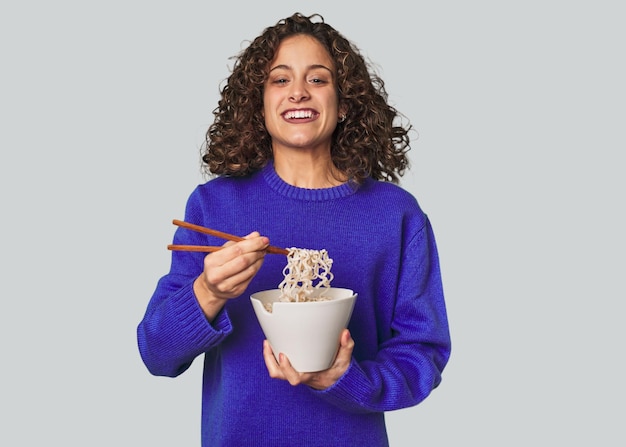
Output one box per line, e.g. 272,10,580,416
250,287,357,372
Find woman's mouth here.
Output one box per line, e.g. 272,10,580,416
283,109,318,121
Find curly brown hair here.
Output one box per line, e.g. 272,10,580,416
202,12,411,184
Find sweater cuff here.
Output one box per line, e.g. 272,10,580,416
312,360,375,414
171,281,233,347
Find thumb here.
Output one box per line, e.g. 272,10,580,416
335,329,354,363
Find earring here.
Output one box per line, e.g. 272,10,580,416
338,114,346,123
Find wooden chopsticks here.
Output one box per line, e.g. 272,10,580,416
167,219,289,255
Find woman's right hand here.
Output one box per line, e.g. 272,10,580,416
193,232,269,321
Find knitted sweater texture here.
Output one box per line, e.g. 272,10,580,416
137,162,451,447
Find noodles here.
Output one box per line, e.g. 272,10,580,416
279,247,334,301
264,248,334,312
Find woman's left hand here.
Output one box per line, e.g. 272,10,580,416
263,329,354,390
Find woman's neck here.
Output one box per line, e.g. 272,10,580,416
272,151,347,189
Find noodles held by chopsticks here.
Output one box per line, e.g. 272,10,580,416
277,248,334,302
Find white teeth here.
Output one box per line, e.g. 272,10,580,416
285,110,313,119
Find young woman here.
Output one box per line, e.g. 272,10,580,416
137,12,451,447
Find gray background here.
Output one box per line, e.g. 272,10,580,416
2,0,624,445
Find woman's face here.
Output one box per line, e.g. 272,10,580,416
263,34,341,155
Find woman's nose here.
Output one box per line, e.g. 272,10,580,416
289,79,310,102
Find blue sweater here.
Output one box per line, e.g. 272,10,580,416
137,162,451,447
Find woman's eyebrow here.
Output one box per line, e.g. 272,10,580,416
268,64,333,73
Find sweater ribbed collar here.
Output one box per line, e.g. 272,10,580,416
262,161,359,201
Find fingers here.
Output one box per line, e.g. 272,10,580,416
212,232,269,265
263,340,304,385
263,330,355,390
304,329,353,389
201,232,270,298
263,340,283,378
277,353,306,386
334,329,354,366
192,232,270,321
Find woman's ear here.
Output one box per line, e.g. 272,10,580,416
338,104,348,123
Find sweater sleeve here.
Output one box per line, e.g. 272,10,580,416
313,219,451,413
137,279,232,377
136,189,234,378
